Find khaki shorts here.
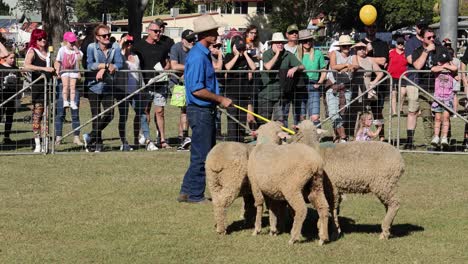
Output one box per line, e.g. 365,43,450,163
406,85,419,113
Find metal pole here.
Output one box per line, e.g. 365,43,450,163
439,0,459,52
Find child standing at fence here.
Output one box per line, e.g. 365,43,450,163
0,48,19,145
354,112,382,141
430,51,457,147
55,32,82,110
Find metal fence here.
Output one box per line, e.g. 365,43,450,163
0,68,466,155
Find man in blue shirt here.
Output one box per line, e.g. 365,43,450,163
178,16,232,203
83,24,123,152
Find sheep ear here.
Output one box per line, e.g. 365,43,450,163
277,131,291,140
317,129,328,135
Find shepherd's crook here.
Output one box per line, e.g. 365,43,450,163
232,104,295,135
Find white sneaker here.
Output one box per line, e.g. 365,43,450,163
70,101,78,110
63,100,70,108
431,136,440,146
34,144,41,153
146,141,158,151
440,137,449,147
55,136,62,145
73,135,84,146
138,134,146,145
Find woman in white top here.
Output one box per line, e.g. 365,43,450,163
326,34,359,142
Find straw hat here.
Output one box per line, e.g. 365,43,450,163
270,32,288,43
298,29,314,41
193,15,224,33
335,35,354,46
351,42,367,49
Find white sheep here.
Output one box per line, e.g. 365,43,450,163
292,120,404,240
205,142,255,234
248,122,330,245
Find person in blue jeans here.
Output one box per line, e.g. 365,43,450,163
297,29,327,127
178,16,232,204
54,80,83,146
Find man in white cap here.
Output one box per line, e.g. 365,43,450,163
178,15,232,204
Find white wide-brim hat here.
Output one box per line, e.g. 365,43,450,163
335,35,354,46
270,32,288,43
193,15,224,33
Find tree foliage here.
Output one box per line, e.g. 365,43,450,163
268,0,327,32
74,0,127,22
323,0,437,32
143,0,197,16
0,0,10,15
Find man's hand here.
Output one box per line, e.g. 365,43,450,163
219,97,232,108
96,68,106,81
426,43,436,52
287,67,297,78
107,64,116,74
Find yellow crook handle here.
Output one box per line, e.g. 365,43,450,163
232,104,295,135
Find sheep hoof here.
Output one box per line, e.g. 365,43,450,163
269,230,278,236
288,238,297,245
252,230,260,236
217,230,227,235
379,232,390,240
318,239,325,246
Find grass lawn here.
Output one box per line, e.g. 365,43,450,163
1,152,467,263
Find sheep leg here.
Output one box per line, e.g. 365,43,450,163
267,198,279,236
242,193,256,227
250,180,265,236
213,191,240,234
379,194,400,240
308,182,330,244
284,192,307,245
330,191,342,240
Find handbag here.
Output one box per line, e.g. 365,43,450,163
170,85,186,107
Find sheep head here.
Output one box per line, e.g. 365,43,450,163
256,121,290,145
292,120,327,148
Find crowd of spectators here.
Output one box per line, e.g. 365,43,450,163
0,17,467,153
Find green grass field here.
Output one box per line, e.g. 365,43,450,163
1,152,467,263
1,89,468,262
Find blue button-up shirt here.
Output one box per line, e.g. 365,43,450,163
184,42,219,107
86,42,123,70
86,42,123,94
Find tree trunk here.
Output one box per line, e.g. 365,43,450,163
41,0,69,60
128,0,149,41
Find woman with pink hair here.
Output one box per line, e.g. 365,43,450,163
23,29,55,152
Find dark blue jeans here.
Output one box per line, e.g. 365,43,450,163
55,81,81,137
180,105,216,202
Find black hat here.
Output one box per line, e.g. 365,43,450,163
416,19,428,27
181,29,195,42
437,49,452,63
154,18,168,27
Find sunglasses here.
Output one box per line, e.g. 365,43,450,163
397,42,404,45
149,29,162,34
37,37,47,41
356,47,366,51
288,31,299,35
212,44,222,49
299,39,313,44
98,33,111,39
425,36,435,40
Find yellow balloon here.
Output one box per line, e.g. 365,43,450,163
359,5,377,26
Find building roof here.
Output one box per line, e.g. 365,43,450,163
429,18,468,29
112,13,217,26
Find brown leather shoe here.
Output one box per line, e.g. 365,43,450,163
177,194,189,203
186,198,211,204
